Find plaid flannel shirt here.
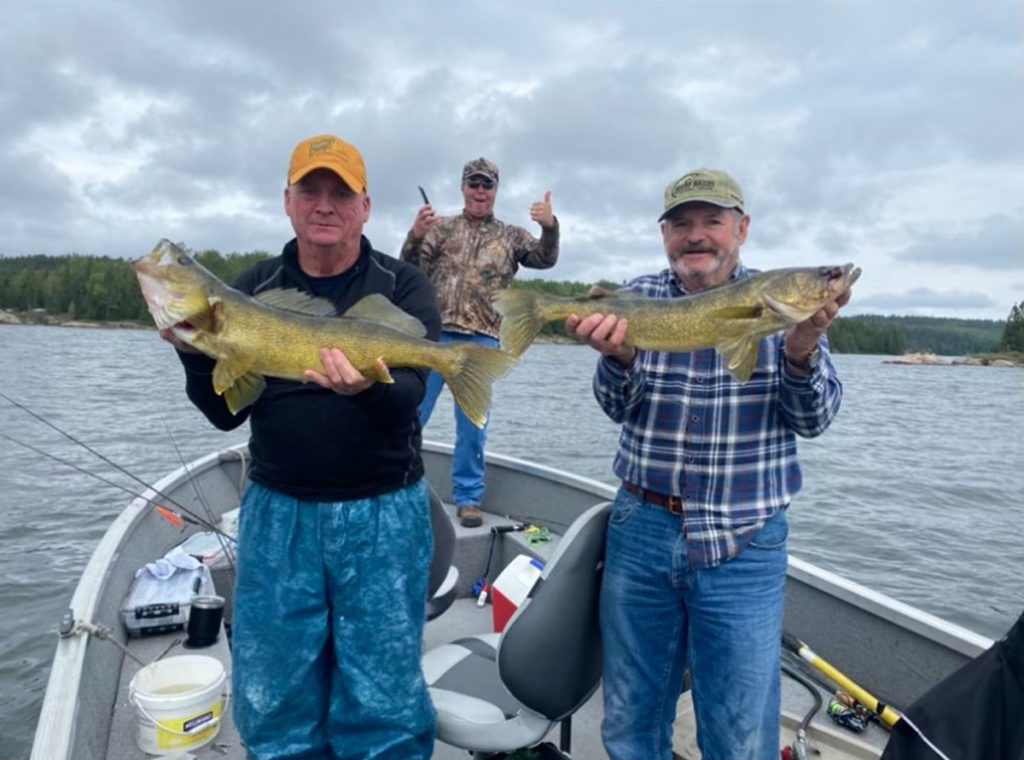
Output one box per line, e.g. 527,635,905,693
594,264,843,569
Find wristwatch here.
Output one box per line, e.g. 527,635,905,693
785,346,820,372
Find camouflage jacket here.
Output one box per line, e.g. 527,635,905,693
400,211,559,338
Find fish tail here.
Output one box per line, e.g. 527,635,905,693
440,343,518,428
492,289,547,357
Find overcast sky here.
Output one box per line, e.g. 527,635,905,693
2,1,1021,319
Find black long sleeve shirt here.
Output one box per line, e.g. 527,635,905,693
176,236,441,501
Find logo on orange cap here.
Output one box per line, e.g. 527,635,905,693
288,134,367,193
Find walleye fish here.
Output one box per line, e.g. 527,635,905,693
134,239,517,427
493,264,861,382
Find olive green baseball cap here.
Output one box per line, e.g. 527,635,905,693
659,168,744,221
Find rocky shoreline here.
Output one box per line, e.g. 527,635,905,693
0,310,145,329
882,351,1023,368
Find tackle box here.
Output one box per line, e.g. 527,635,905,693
120,562,215,637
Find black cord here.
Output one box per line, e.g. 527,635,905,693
782,662,823,734
481,530,498,580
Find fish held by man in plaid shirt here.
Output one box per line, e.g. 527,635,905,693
493,263,860,381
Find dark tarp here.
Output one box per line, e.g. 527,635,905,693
881,609,1023,760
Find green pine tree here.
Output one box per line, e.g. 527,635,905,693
999,301,1024,352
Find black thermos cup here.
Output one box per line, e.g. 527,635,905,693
186,595,225,648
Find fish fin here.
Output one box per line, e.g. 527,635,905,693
254,288,337,317
492,289,545,357
763,294,808,323
221,372,266,414
716,335,760,383
212,357,252,394
587,285,613,298
440,343,519,427
342,294,426,338
368,356,395,384
213,358,265,413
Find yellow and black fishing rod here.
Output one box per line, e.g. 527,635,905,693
782,631,902,728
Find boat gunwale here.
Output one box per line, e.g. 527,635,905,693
32,440,995,760
29,445,239,760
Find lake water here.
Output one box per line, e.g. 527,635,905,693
1,324,1022,757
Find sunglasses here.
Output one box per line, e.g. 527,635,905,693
466,179,495,190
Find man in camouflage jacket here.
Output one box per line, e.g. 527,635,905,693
401,157,559,526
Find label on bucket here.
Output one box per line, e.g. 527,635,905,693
155,699,221,750
183,710,215,733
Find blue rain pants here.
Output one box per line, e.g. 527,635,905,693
232,479,435,760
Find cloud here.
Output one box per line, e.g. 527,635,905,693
897,214,1023,270
0,1,1020,318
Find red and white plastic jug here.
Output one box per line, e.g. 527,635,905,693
490,554,545,632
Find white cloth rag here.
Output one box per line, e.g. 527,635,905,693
135,544,211,583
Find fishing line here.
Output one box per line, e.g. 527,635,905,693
0,400,234,542
0,392,198,506
160,413,237,577
0,391,177,500
0,431,231,540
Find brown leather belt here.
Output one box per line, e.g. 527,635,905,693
622,480,685,514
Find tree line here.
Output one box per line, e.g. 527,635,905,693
0,248,269,322
0,251,1015,356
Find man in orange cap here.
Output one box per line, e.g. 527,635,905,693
159,134,440,759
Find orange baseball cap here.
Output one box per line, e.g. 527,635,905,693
287,134,367,192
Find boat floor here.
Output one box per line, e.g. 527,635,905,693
105,506,893,759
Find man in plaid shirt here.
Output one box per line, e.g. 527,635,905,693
567,168,853,760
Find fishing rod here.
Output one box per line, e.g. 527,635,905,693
782,630,901,728
782,633,954,759
0,392,236,541
0,431,233,541
161,413,237,576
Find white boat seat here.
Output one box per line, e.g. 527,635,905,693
426,483,459,621
421,501,611,755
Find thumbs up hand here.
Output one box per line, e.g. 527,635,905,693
529,190,555,230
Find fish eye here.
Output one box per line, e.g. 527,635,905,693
177,255,193,266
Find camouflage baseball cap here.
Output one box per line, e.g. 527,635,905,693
659,168,744,221
462,157,499,184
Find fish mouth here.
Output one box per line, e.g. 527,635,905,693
152,297,209,335
135,273,209,335
146,302,206,335
822,263,861,294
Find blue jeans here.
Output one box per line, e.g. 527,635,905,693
600,488,788,760
232,480,435,760
418,331,498,507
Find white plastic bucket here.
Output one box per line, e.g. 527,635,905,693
128,654,227,755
